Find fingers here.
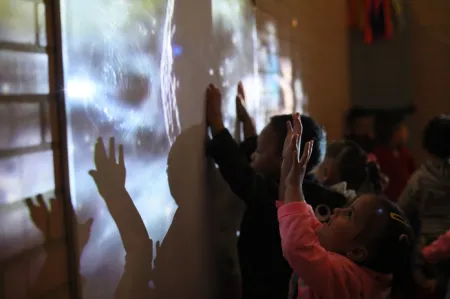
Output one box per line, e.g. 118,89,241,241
49,197,63,214
108,137,116,163
36,194,47,210
292,112,302,138
236,95,244,107
118,144,125,167
94,137,107,168
288,134,299,153
25,197,34,209
299,140,314,167
286,120,293,135
237,81,245,100
207,83,220,94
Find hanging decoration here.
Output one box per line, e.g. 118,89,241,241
348,0,404,44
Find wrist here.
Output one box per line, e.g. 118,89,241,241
284,187,305,203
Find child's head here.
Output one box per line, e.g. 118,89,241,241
314,140,383,194
423,114,450,161
375,112,409,147
316,195,414,292
251,114,326,175
345,107,375,138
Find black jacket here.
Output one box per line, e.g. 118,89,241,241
207,129,347,299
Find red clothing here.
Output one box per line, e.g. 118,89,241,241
423,229,450,264
278,201,391,299
373,145,415,201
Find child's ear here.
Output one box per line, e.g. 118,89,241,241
346,247,368,263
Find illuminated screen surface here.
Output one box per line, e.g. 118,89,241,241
0,0,299,298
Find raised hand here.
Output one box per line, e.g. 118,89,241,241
26,194,52,237
89,137,126,198
279,113,303,201
206,84,225,136
26,194,93,248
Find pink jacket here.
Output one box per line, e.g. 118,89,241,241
423,230,450,264
278,201,391,299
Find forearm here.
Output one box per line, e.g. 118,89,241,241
103,189,149,251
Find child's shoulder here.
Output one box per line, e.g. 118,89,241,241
327,253,392,298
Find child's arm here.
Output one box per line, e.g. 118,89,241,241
279,133,355,296
207,129,277,204
206,84,277,204
239,135,257,162
423,230,450,263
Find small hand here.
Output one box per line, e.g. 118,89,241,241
205,84,224,135
89,137,126,198
26,195,64,239
26,194,53,238
236,82,248,121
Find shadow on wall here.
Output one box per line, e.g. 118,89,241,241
24,124,212,299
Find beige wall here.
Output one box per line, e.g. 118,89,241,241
410,0,450,162
255,0,350,141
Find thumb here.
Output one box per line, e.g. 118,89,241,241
85,218,94,228
88,170,99,183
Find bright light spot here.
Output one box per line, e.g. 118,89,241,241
292,19,298,28
66,79,96,100
1,83,11,94
209,69,214,75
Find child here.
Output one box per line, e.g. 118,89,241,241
278,126,415,298
398,114,450,244
398,115,450,298
314,140,384,199
373,112,416,201
205,84,346,299
344,107,377,153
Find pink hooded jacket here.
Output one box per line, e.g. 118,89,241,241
278,201,392,299
423,229,450,264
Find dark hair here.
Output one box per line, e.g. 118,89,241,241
270,114,326,173
345,107,375,131
358,197,416,298
326,140,382,194
374,112,406,145
423,114,450,160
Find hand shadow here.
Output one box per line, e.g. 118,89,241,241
89,137,155,299
25,194,93,297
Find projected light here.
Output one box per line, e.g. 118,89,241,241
56,0,294,297
66,78,96,100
